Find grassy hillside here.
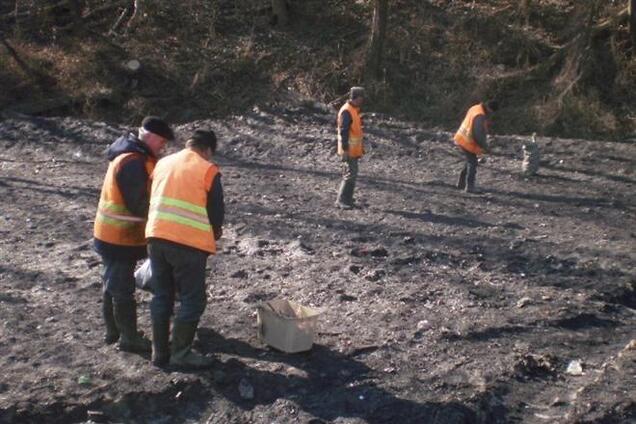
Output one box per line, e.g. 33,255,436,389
0,0,634,139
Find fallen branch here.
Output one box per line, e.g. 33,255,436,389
125,0,143,32
592,6,628,35
81,0,128,21
108,2,132,35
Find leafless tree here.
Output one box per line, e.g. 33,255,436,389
366,0,388,80
271,0,288,26
630,0,635,52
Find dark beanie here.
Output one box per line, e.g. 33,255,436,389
189,129,217,152
141,116,174,141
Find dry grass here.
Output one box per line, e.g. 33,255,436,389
0,0,633,138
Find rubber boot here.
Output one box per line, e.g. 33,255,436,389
465,169,481,194
151,319,171,368
102,292,120,345
336,180,355,209
456,167,467,190
113,299,151,353
169,320,214,369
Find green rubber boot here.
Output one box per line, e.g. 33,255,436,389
151,318,171,368
102,292,120,345
113,299,151,353
169,320,213,369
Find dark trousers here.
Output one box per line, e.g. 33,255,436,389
337,157,359,205
457,147,478,190
102,256,137,303
148,239,208,323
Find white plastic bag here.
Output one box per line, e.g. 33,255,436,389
134,258,154,293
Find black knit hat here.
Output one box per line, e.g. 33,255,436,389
141,116,174,141
189,129,217,152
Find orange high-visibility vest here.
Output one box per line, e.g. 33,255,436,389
337,102,364,158
454,103,487,155
145,149,218,254
94,153,155,246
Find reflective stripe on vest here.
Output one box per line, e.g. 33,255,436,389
149,196,211,232
94,152,155,246
145,149,218,254
337,102,364,158
97,200,146,226
454,103,486,155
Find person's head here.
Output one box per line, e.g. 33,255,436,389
484,100,499,115
185,129,217,160
349,86,365,107
138,116,174,157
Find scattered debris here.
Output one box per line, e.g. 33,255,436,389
516,297,532,308
565,360,584,376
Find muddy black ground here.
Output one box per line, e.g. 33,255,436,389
0,104,634,423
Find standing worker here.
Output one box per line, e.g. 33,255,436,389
454,100,498,194
94,116,174,352
335,86,365,209
146,130,224,369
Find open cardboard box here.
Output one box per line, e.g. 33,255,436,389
257,299,321,353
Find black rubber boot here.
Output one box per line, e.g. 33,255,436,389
336,180,355,209
151,319,171,368
465,169,481,194
113,299,151,353
169,320,213,369
103,292,120,345
456,166,467,190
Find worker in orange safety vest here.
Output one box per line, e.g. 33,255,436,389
453,100,498,194
146,130,224,369
94,116,174,352
335,86,365,209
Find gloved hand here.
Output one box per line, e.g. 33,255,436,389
478,156,487,164
214,227,223,241
341,151,350,161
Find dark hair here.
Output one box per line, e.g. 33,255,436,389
187,130,217,153
350,86,365,100
485,100,499,112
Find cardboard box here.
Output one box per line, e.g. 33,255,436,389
257,299,321,353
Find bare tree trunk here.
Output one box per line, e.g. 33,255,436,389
366,0,388,80
520,0,531,27
630,0,636,52
271,0,288,26
66,0,82,30
13,0,20,36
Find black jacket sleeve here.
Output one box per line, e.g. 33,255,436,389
207,173,224,230
472,115,489,151
339,110,352,151
115,155,150,218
